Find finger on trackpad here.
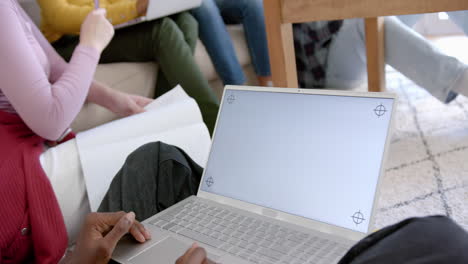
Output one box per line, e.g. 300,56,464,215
129,237,218,264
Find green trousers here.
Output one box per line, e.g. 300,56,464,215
53,12,219,134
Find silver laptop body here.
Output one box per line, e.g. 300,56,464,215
114,0,202,29
113,86,397,264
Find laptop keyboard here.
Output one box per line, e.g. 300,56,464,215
149,200,350,264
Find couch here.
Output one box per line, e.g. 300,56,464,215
20,0,257,132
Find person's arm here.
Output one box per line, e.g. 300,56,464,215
87,80,153,117
20,7,149,115
21,4,152,118
0,3,99,140
37,0,139,34
68,212,150,264
68,211,213,264
18,4,68,82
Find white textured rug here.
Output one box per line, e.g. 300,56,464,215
372,69,468,231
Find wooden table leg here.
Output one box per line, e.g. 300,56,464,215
365,17,386,92
264,0,298,88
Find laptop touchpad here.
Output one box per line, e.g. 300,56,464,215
129,237,218,264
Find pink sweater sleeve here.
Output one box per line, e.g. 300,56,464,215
16,5,68,83
18,6,103,104
0,2,100,140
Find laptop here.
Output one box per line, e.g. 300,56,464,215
113,0,202,29
113,86,397,264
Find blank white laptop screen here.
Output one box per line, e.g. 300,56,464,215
201,89,394,233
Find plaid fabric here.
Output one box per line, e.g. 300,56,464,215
294,20,343,88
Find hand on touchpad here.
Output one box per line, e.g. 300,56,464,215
129,237,218,264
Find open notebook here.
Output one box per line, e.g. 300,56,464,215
76,86,212,211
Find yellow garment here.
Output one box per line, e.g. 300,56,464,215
38,0,138,43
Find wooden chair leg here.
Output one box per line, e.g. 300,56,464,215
264,0,298,88
365,17,386,92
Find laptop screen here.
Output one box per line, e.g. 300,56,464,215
201,89,394,233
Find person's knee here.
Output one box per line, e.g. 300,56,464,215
159,17,177,32
172,12,198,50
177,12,198,28
236,0,263,17
193,0,219,16
157,17,183,42
384,16,405,28
147,17,181,53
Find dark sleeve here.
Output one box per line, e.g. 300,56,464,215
339,216,468,264
98,142,203,221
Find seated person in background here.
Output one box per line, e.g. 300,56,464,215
294,17,468,104
191,0,272,87
37,0,219,133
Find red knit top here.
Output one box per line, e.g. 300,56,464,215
0,110,67,263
